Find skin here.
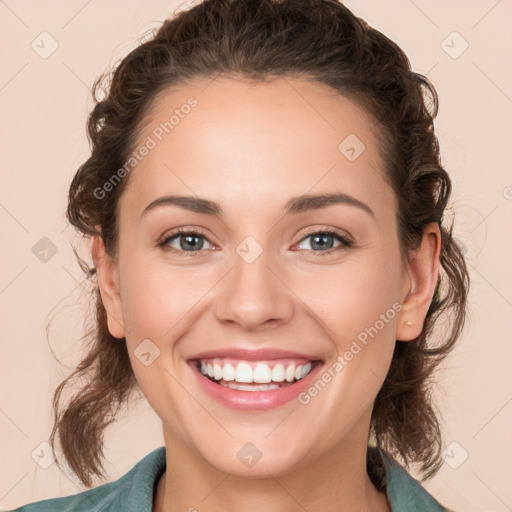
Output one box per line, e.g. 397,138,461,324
92,77,440,512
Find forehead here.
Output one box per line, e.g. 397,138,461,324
122,77,394,220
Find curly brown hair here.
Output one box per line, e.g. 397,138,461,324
49,0,470,488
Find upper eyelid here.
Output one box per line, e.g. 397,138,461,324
160,227,215,246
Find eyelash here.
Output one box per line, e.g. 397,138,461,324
158,226,353,257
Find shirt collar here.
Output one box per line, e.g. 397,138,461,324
114,445,446,511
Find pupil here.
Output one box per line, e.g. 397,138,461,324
181,234,203,251
312,233,333,250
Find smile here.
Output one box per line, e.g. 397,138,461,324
197,358,314,390
188,356,324,410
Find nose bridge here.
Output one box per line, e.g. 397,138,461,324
214,236,294,330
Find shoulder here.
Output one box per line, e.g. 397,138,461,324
6,446,166,512
370,447,451,512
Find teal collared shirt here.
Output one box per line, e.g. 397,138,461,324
8,446,449,511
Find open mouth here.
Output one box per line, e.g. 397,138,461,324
190,358,324,392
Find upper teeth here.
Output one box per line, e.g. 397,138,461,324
199,359,313,383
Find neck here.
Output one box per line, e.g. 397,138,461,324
153,432,390,512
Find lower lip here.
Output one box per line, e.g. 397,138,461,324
189,361,324,410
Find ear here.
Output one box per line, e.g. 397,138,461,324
91,235,125,339
396,222,441,342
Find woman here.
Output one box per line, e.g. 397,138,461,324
9,0,469,510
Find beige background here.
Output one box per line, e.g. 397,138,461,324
1,0,511,510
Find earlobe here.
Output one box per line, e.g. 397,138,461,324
91,235,125,339
396,222,441,342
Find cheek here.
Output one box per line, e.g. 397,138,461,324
290,251,402,412
293,252,402,343
117,257,204,427
121,278,170,340
118,253,204,341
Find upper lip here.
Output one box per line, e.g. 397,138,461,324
187,347,322,362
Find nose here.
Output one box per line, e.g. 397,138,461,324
214,246,295,332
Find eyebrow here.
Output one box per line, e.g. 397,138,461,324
140,192,375,219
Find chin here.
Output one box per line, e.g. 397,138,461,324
195,437,309,480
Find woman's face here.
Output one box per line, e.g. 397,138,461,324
97,77,425,477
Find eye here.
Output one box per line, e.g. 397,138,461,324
158,226,353,257
158,227,215,256
294,228,352,256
